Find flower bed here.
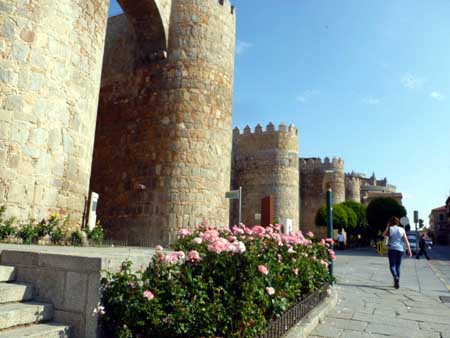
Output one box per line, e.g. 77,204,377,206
0,206,104,246
99,224,335,338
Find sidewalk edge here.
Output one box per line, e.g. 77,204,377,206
283,286,338,338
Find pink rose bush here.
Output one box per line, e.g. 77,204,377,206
100,224,334,338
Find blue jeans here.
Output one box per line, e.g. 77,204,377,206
388,249,403,279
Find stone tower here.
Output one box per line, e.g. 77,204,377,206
90,0,236,245
299,157,345,237
231,123,299,231
345,172,361,203
0,0,110,223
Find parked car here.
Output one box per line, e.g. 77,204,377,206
407,233,418,254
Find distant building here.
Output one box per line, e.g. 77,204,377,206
346,172,403,206
429,202,450,245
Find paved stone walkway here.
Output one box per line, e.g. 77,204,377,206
310,247,450,338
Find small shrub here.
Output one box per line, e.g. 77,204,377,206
50,226,66,244
0,206,17,240
18,219,39,244
70,230,83,246
87,222,104,245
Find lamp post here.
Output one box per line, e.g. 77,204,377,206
327,187,334,278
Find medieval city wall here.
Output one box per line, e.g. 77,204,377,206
90,0,236,245
300,157,345,237
231,123,299,231
0,0,109,225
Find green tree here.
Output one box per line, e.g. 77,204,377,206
342,201,367,227
366,197,407,235
343,205,357,229
315,204,349,229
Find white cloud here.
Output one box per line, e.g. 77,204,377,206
236,40,253,55
401,73,424,89
364,97,380,105
430,91,445,100
296,90,319,103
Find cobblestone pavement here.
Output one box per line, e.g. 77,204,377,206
309,247,450,338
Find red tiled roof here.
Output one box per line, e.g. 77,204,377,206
431,205,447,212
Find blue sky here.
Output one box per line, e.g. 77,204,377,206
109,0,450,225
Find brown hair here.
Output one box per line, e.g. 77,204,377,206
388,216,400,227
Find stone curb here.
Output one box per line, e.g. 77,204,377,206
283,287,338,338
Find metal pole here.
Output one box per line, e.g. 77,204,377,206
415,222,419,257
327,188,334,278
238,186,242,227
414,210,419,257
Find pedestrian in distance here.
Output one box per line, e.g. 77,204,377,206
416,234,430,260
383,216,412,289
337,229,345,250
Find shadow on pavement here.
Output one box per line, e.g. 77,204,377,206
335,247,379,257
336,282,393,291
428,246,450,261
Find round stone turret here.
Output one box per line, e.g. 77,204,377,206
232,123,299,230
90,0,236,245
299,157,345,236
345,173,361,203
0,0,109,224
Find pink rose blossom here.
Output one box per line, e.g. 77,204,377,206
320,259,329,268
165,251,185,264
202,230,220,243
143,290,155,301
306,231,314,238
188,250,202,262
252,225,266,235
258,265,269,275
207,238,232,254
232,225,245,235
193,237,203,245
177,228,192,237
231,241,246,254
293,268,299,276
266,287,275,295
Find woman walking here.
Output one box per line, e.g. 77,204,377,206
383,216,412,289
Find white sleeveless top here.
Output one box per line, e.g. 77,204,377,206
389,226,405,252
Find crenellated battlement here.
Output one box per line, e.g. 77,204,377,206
217,0,235,15
345,171,366,179
299,156,345,171
233,122,298,138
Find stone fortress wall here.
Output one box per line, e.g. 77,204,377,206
0,0,110,225
0,0,403,245
299,157,345,237
231,123,299,231
90,0,236,245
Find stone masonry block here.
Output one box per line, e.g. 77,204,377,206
0,251,39,267
54,310,85,338
38,254,102,273
63,271,88,312
84,272,101,338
